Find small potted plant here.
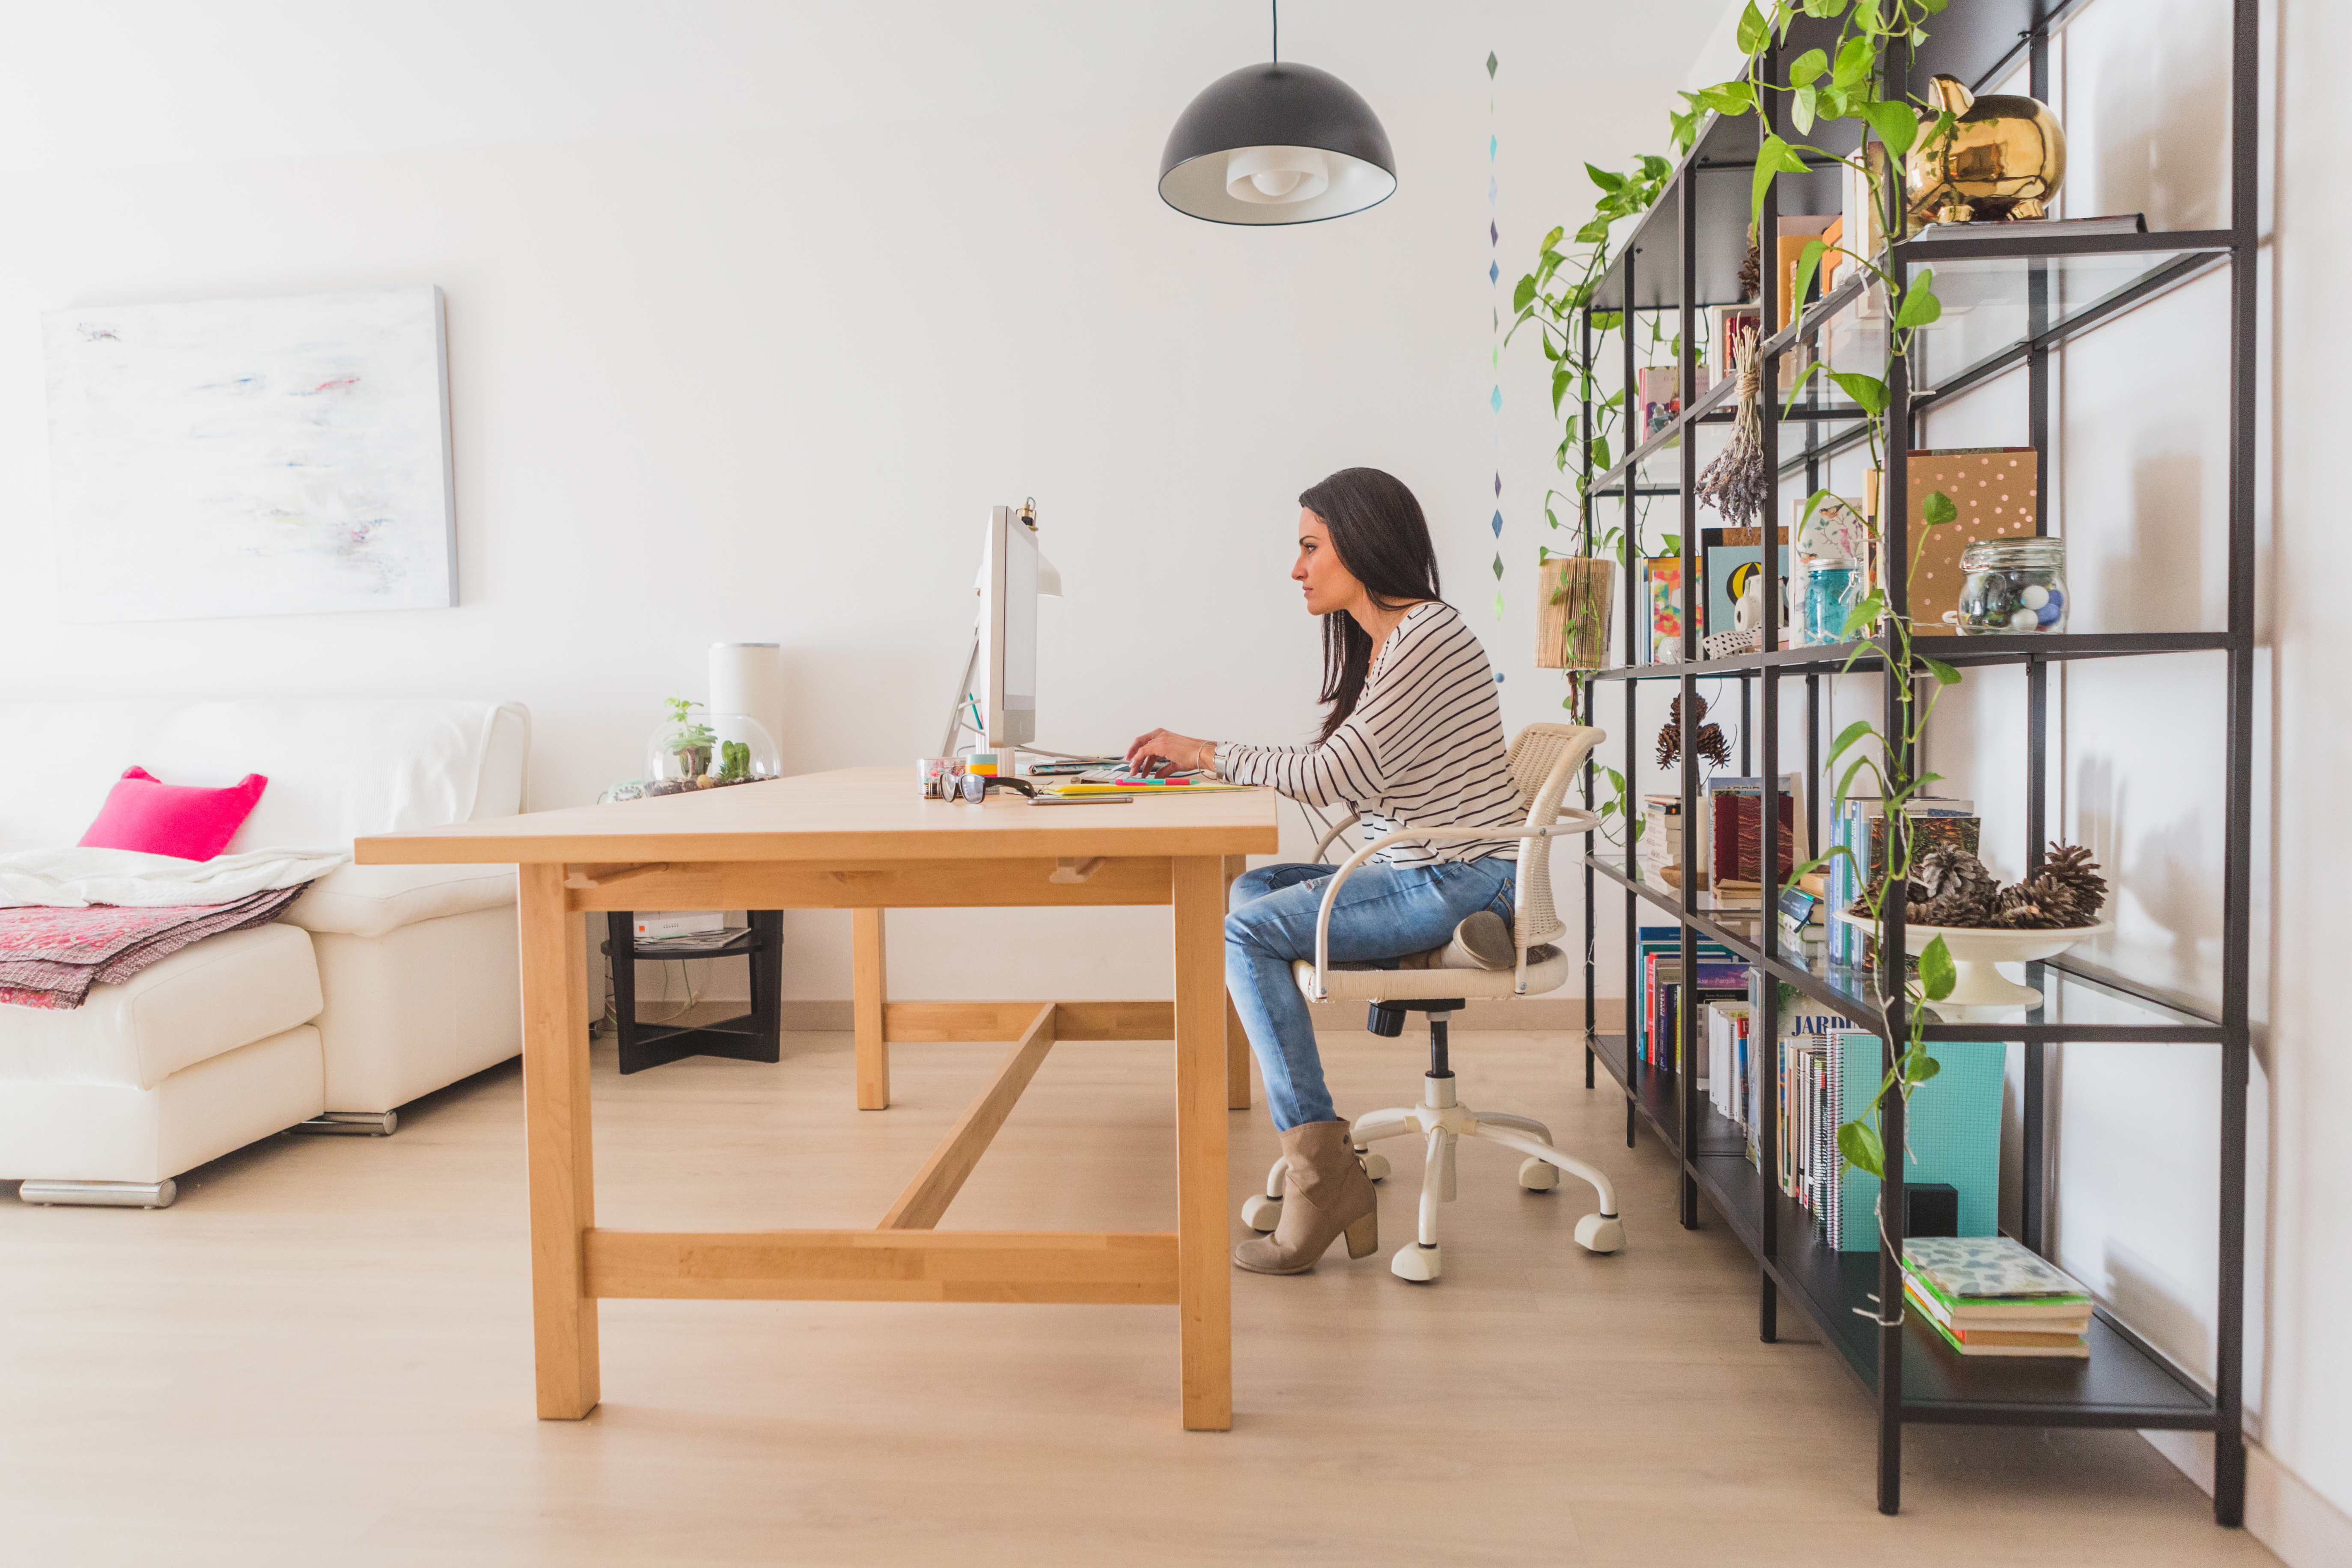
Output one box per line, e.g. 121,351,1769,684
646,696,718,791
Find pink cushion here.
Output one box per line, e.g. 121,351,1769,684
77,767,269,860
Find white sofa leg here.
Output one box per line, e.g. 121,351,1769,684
292,1111,399,1137
19,1178,177,1209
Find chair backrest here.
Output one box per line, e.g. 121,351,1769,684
1503,723,1605,950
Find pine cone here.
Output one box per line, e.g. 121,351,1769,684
2025,842,2108,928
1909,845,1999,926
1987,888,2063,930
1655,696,1731,768
1739,224,1761,302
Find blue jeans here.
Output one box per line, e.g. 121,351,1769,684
1225,858,1517,1131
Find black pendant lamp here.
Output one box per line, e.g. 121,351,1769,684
1158,2,1396,226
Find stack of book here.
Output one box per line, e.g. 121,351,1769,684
1903,1236,2093,1358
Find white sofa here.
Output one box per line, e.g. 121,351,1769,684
0,699,530,1205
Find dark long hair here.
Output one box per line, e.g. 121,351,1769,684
1300,467,1443,742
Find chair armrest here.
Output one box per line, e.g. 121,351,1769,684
1304,814,1602,1001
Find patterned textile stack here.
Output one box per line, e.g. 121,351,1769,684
0,885,311,1009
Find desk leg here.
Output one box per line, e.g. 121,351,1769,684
1172,856,1233,1431
1221,854,1251,1112
519,864,598,1419
854,908,889,1110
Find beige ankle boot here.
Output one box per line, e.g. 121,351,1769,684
1233,1120,1379,1275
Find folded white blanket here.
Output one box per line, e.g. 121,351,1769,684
0,846,351,909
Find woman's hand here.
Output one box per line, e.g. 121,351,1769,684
1125,728,1212,776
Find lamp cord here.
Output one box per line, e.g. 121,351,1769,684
1271,0,1278,62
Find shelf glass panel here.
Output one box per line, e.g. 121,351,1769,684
1905,242,2224,399
1586,856,2226,1041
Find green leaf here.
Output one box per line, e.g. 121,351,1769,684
1833,35,1875,89
1541,225,1565,251
1862,96,1919,158
1921,656,1962,687
1840,589,1885,637
1695,80,1756,116
1837,1119,1885,1179
1792,84,1818,134
1834,753,1874,811
1826,717,1874,765
1575,218,1613,244
1513,275,1539,314
1918,934,1957,1001
1789,48,1828,86
1903,1045,1943,1084
1894,268,1942,329
1802,0,1849,15
1790,238,1827,310
1920,488,1959,526
1639,154,1672,181
1827,368,1890,415
1587,163,1626,192
1591,437,1613,471
1751,133,1809,224
1735,0,1768,56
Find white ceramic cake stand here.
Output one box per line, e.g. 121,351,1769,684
1833,912,2112,1009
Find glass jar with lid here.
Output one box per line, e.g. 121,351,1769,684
1953,537,2067,635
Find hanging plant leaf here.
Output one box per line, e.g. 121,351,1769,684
1838,1120,1885,1180
1918,934,1958,1001
1895,268,1943,329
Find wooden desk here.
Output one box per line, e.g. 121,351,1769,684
356,766,1277,1431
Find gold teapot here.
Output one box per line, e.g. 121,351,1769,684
1904,74,2066,229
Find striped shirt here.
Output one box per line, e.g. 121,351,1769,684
1214,601,1522,868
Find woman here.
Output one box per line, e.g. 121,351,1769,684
1126,467,1523,1276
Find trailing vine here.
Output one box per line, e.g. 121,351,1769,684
1512,0,1981,1277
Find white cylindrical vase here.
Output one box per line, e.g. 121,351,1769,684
710,643,785,768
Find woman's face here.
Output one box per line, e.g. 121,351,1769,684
1292,508,1361,617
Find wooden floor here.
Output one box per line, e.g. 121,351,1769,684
0,1026,2275,1567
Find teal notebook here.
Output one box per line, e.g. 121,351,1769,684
1833,1036,2004,1253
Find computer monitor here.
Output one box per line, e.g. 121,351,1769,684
979,503,1039,748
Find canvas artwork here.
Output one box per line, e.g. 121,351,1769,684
42,286,456,623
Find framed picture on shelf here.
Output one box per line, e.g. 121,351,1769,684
1701,526,1791,640
1641,555,1684,663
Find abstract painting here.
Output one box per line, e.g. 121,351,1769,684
42,285,456,622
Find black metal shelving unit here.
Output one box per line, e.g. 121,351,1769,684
1564,0,2255,1523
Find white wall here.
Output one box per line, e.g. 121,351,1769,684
0,1,1725,1003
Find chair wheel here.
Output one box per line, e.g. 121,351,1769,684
1575,1214,1626,1253
1517,1157,1560,1192
1358,1151,1391,1181
1241,1194,1283,1232
1391,1243,1442,1283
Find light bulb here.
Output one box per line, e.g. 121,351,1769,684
1225,145,1331,205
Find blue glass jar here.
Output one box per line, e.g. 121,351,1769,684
1802,563,1862,645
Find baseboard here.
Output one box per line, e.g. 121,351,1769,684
2144,1429,2352,1565
778,998,1626,1034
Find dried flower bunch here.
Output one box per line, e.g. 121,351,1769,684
1696,327,1768,530
1655,696,1731,769
1850,841,2109,931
